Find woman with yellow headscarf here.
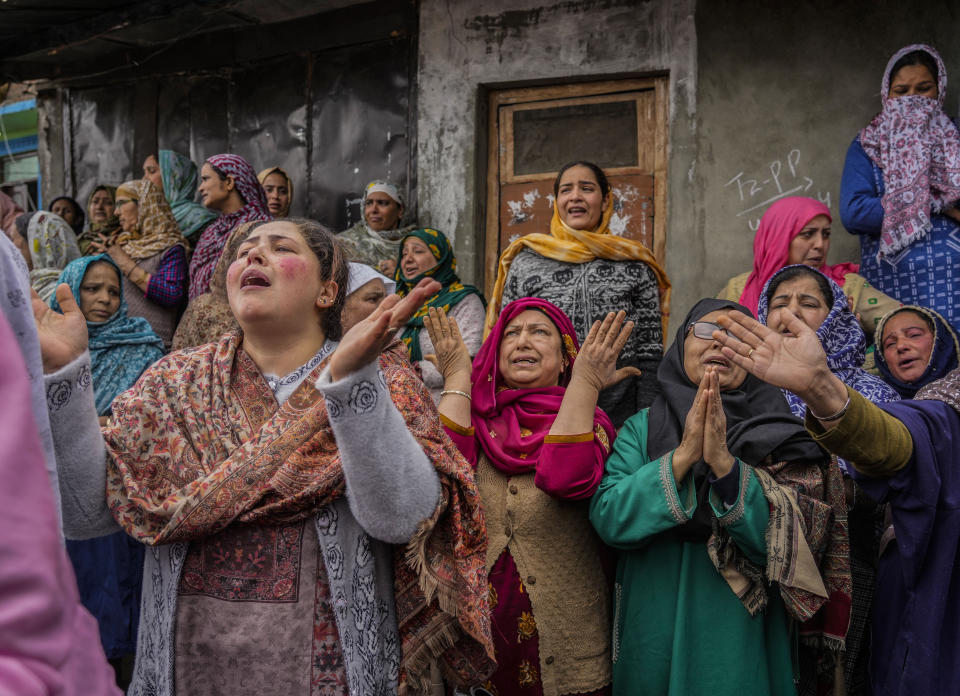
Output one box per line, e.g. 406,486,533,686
487,160,671,427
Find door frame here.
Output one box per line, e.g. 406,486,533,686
483,76,669,296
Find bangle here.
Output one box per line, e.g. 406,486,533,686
440,389,471,402
124,264,136,278
808,394,851,421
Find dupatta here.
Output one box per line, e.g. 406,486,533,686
102,335,494,688
471,297,615,474
485,197,671,337
113,179,186,260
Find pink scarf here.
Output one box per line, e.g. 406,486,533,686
859,44,960,261
471,297,615,475
739,196,858,317
188,154,272,299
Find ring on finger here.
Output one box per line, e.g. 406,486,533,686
747,347,755,358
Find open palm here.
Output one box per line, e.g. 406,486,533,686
714,309,829,394
32,284,88,374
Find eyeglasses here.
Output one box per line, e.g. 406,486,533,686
689,321,730,340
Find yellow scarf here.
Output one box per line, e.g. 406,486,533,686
484,194,671,336
114,179,187,261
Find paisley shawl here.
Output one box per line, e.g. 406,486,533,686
103,334,494,688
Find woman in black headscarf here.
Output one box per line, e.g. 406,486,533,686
590,299,849,696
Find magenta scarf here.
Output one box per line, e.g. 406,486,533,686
859,44,960,262
471,297,615,475
739,196,858,317
187,154,272,299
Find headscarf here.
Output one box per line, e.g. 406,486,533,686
0,233,61,523
471,297,615,475
77,185,121,254
485,194,671,337
188,154,271,299
738,197,858,318
395,228,483,361
170,221,251,351
365,179,404,208
48,196,85,237
257,166,295,217
859,44,960,261
102,338,495,688
649,299,848,641
51,255,164,415
346,261,395,296
0,189,25,238
27,211,81,303
112,179,186,261
758,265,900,416
875,305,960,398
158,150,217,238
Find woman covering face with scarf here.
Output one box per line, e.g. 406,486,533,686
840,44,960,327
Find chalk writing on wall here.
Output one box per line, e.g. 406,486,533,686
724,149,832,231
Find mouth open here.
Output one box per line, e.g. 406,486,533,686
512,356,538,366
566,206,587,216
240,269,271,289
897,357,918,371
703,356,731,369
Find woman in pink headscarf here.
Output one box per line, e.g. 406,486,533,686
425,297,635,696
0,189,25,238
188,153,272,299
718,195,899,340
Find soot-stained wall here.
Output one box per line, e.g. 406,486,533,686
416,0,699,313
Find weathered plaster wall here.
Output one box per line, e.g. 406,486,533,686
416,0,699,327
695,1,960,314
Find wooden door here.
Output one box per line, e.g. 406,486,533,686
484,78,669,295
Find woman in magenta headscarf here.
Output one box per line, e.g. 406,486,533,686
188,153,272,299
425,297,635,696
719,195,899,341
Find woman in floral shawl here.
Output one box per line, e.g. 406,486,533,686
51,253,163,680
426,297,630,695
188,153,272,299
840,44,960,327
34,217,494,695
396,227,485,403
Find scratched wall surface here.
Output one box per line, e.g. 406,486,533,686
416,0,699,323
695,0,960,310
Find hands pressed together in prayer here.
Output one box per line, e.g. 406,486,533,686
328,277,441,381
712,308,850,424
672,367,735,480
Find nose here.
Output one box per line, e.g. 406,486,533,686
245,244,266,265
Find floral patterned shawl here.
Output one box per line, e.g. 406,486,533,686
113,179,186,261
102,336,494,689
860,44,960,261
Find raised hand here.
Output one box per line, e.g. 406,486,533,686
714,309,849,422
423,306,472,382
328,278,441,381
701,368,735,477
32,284,88,374
672,372,708,481
571,311,639,391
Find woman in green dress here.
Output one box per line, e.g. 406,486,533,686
589,298,849,696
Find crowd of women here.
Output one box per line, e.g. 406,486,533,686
0,42,958,696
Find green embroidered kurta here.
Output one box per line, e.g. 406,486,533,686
589,409,797,696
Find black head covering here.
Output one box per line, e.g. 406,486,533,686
647,298,824,540
48,196,85,236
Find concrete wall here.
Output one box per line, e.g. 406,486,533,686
416,0,699,325
418,0,960,336
694,1,960,320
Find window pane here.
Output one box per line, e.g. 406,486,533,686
512,100,638,176
2,154,38,184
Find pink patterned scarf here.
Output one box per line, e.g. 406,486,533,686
860,44,960,261
188,154,271,299
739,196,858,318
471,297,615,475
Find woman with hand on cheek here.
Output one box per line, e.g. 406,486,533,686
590,299,849,696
